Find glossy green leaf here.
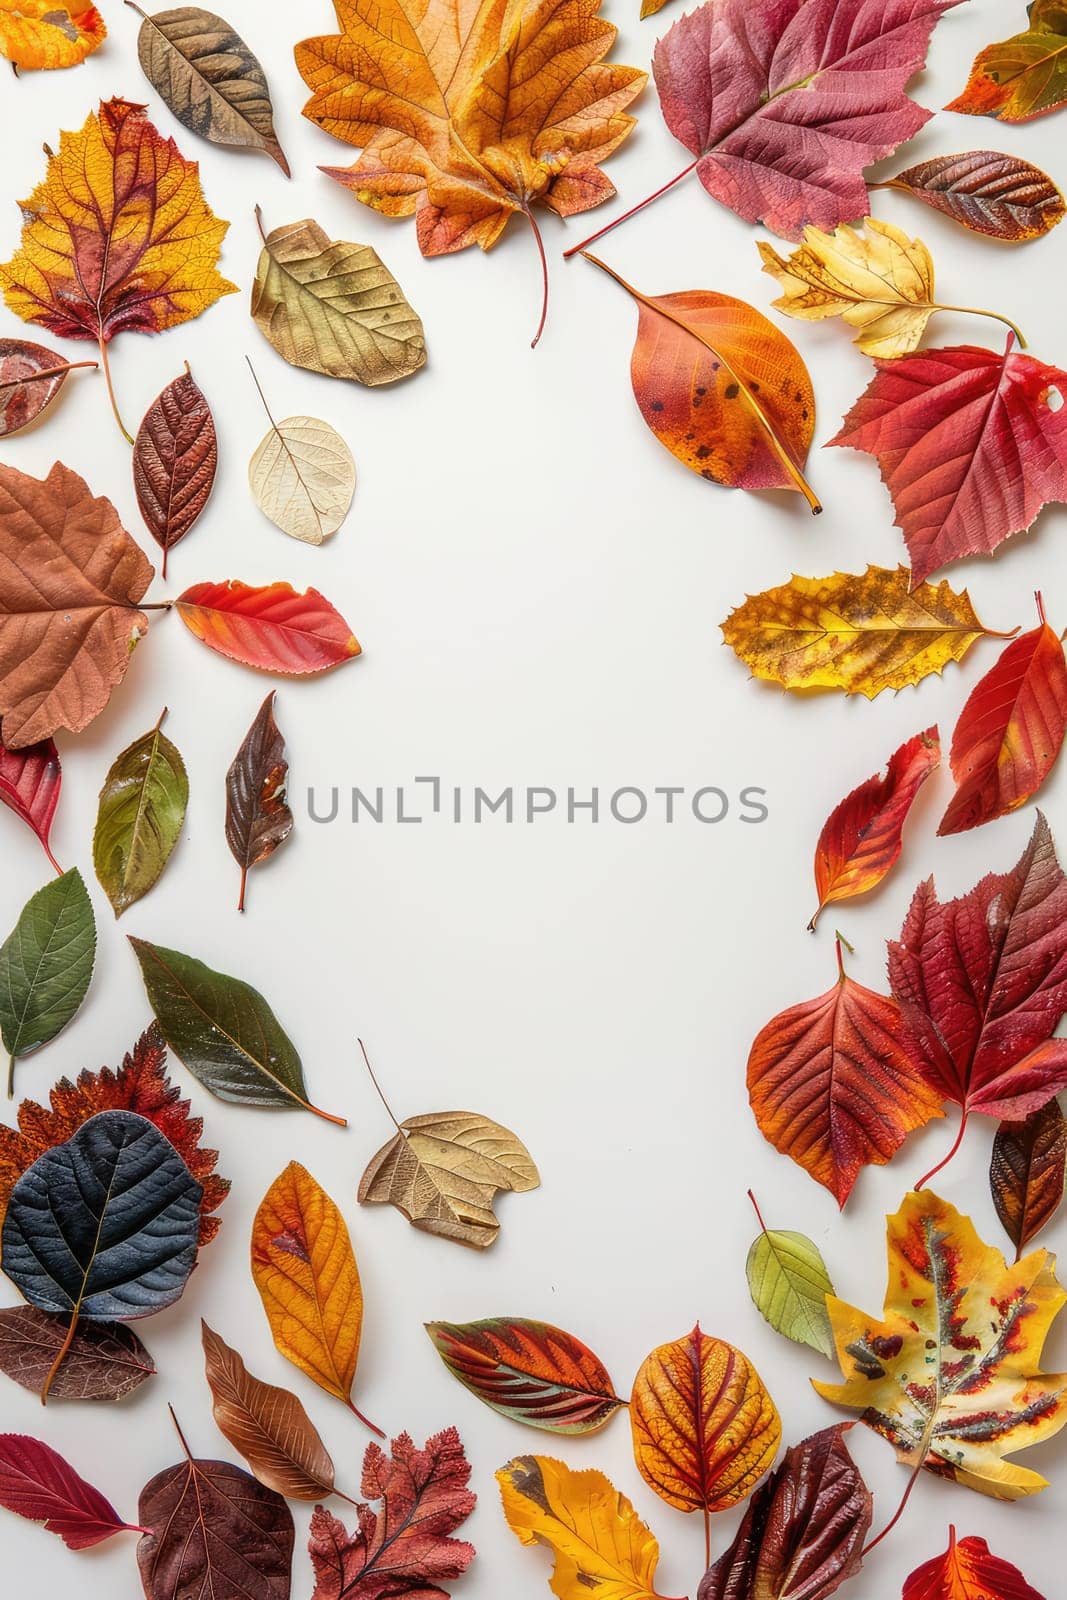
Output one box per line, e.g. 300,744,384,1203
93,711,188,917
746,1222,835,1358
0,869,95,1097
128,938,344,1125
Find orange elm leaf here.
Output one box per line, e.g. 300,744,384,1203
810,726,939,929
0,1,105,71
175,580,361,675
939,597,1067,835
748,939,943,1206
630,1324,780,1517
904,1526,1047,1600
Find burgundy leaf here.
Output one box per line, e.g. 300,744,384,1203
133,365,217,579
225,691,293,913
990,1098,1067,1257
0,1433,138,1549
0,1307,155,1402
0,728,61,872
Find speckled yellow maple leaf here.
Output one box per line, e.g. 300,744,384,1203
0,0,105,70
814,1188,1067,1499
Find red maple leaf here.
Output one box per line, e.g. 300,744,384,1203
308,1428,476,1600
0,1024,229,1245
830,338,1067,584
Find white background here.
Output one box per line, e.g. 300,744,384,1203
1,1,1065,1595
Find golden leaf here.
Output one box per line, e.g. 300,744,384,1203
814,1189,1067,1499
498,1455,674,1600
0,0,105,70
721,565,1008,698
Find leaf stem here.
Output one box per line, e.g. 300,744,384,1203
303,1098,348,1127
562,161,699,259
1035,590,1047,627
703,1505,711,1573
254,204,268,244
98,336,133,444
168,1402,195,1461
914,1110,969,1191
43,841,63,877
746,1188,768,1235
1,359,98,390
345,1395,386,1439
522,206,550,348
861,1415,935,1558
237,864,248,913
40,1313,78,1404
931,302,1026,348
245,356,278,430
6,1052,16,1099
358,1038,403,1131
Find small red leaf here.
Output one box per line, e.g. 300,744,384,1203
990,1099,1067,1257
0,1433,136,1549
0,727,61,872
811,726,939,928
175,581,361,674
0,339,95,438
939,599,1067,835
903,1525,1046,1600
133,366,218,580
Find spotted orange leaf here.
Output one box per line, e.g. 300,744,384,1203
0,1,105,70
175,581,361,675
810,726,939,929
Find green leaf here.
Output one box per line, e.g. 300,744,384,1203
128,938,344,1125
746,1224,835,1358
93,711,188,916
0,869,95,1097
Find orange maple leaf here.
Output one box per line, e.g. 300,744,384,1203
294,0,646,345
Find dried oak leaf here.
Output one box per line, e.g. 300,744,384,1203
0,1023,229,1247
307,1427,476,1600
0,0,105,70
0,460,155,748
814,1188,1067,1499
0,98,237,439
947,0,1067,122
295,0,647,343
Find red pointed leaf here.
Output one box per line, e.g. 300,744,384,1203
876,151,1066,242
939,604,1067,835
830,339,1067,584
133,367,218,579
0,339,94,438
811,726,939,928
0,727,61,871
990,1099,1067,1256
176,580,361,674
747,941,943,1206
903,1526,1046,1600
0,1434,135,1549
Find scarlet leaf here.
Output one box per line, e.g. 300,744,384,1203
0,1307,155,1402
133,365,218,580
830,338,1067,584
874,150,1066,241
903,1526,1047,1599
748,940,943,1206
426,1318,624,1434
990,1099,1067,1256
810,726,939,928
307,1428,476,1600
698,1425,871,1600
0,727,61,871
226,691,293,912
0,460,156,747
0,1433,136,1549
888,813,1067,1132
176,580,361,674
939,600,1067,835
0,338,95,437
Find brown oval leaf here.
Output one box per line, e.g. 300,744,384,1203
0,339,95,438
133,365,217,579
990,1099,1067,1257
875,150,1066,242
0,1307,155,1402
225,691,293,912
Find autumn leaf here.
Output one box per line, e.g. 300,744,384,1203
581,253,819,509
903,1525,1047,1600
131,2,290,174
888,813,1067,1183
226,692,293,911
133,365,218,579
0,0,105,70
748,938,943,1206
0,1307,155,1403
810,727,939,929
0,338,96,437
814,1188,1067,1499
721,567,1005,698
426,1318,625,1434
175,580,361,674
308,1428,476,1600
0,98,236,439
947,0,1067,122
251,1162,381,1435
498,1454,672,1600
567,0,959,255
830,336,1067,584
0,1023,230,1247
698,1425,872,1600
0,1434,138,1549
745,1194,836,1358
990,1099,1066,1259
247,363,355,545
871,151,1066,241
0,729,60,871
93,710,189,917
0,461,159,747
0,868,96,1096
938,596,1067,835
296,0,646,346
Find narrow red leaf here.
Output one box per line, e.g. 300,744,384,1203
939,597,1067,835
903,1525,1047,1600
0,1434,138,1549
0,728,61,872
175,580,361,674
810,726,939,928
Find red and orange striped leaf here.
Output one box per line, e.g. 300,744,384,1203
425,1318,624,1436
0,728,61,872
748,940,943,1206
939,598,1067,835
175,580,361,675
630,1324,780,1516
810,726,939,928
903,1526,1047,1599
990,1099,1067,1258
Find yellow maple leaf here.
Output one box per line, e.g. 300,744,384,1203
814,1189,1067,1499
0,0,105,70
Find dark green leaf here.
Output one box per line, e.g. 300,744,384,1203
0,868,95,1096
0,1306,155,1401
93,711,188,916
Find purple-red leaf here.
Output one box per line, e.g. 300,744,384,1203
0,1433,137,1549
225,691,293,912
0,727,61,871
133,365,217,579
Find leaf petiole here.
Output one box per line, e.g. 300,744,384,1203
562,162,699,259
98,337,133,444
522,207,550,349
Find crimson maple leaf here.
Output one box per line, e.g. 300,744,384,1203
308,1428,476,1600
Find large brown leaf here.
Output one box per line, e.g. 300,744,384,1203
0,461,156,746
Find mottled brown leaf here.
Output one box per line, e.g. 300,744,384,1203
990,1099,1067,1257
0,1306,155,1402
225,691,292,913
133,364,217,579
